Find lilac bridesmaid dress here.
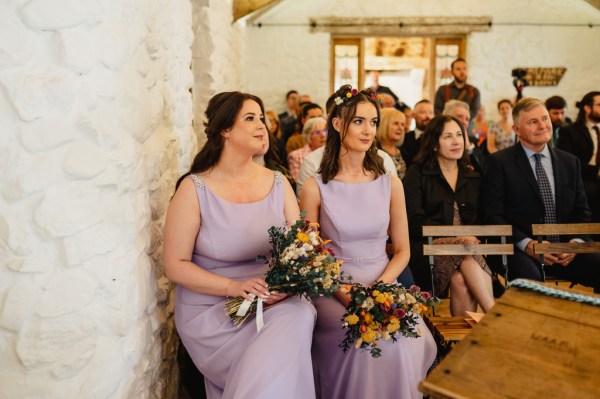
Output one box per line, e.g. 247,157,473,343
311,174,436,399
175,171,316,399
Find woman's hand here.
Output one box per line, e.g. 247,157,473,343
263,291,289,306
227,279,270,301
335,290,351,308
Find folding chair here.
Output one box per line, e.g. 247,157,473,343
422,225,514,315
532,223,600,287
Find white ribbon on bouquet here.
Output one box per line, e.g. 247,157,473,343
235,294,265,332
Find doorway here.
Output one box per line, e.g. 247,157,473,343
331,36,465,107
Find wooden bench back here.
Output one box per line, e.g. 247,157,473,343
422,225,514,256
532,223,600,255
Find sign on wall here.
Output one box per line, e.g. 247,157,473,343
515,67,567,86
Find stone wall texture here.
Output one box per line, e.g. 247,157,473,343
242,0,600,121
0,0,195,398
191,0,243,146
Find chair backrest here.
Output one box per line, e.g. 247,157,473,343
422,225,514,256
532,223,600,256
422,225,514,299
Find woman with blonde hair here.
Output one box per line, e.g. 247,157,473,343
376,107,408,179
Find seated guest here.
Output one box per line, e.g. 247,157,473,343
287,117,327,182
376,108,408,179
487,99,516,154
557,91,600,222
254,128,296,191
402,100,433,168
301,84,435,399
266,110,286,164
443,100,486,174
164,91,316,398
404,115,494,316
483,98,600,292
285,102,324,156
278,90,298,121
545,95,572,147
472,105,490,149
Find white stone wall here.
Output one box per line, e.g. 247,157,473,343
243,0,600,120
191,0,244,144
0,0,194,398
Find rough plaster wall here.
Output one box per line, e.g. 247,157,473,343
0,0,194,398
192,0,244,145
243,0,600,120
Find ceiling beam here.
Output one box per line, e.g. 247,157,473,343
233,0,281,22
584,0,600,12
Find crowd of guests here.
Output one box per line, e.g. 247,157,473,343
162,58,600,398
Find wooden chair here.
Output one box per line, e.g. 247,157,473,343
422,225,514,314
532,223,600,286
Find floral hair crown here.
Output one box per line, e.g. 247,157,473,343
334,87,382,106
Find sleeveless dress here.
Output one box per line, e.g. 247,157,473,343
175,171,316,399
311,174,437,399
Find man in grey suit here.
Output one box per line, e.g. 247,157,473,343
482,98,600,292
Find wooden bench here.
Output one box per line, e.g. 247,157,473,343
422,225,514,313
532,223,600,286
424,316,474,360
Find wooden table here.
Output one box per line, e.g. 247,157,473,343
420,283,600,399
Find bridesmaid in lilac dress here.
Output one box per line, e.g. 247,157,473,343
163,92,316,399
301,85,436,399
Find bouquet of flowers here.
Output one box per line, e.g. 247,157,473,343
339,282,440,358
225,218,349,328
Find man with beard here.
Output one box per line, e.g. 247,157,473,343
545,95,572,146
434,58,481,120
558,91,600,222
401,99,433,167
483,98,600,292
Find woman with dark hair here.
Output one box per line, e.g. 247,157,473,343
163,91,316,399
404,115,494,316
301,85,435,399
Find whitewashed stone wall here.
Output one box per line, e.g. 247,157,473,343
0,0,195,398
243,0,600,121
191,0,244,144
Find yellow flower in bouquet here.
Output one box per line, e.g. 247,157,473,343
345,314,359,325
361,329,377,344
340,282,441,358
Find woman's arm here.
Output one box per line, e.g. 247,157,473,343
299,177,320,223
282,176,301,227
376,175,411,284
299,178,354,306
163,178,269,301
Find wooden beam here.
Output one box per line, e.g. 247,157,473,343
233,0,281,22
310,16,492,36
585,0,600,12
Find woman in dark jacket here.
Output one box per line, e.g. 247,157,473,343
404,115,494,316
